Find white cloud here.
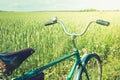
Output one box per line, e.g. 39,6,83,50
0,0,120,11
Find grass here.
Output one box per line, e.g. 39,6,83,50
0,11,120,80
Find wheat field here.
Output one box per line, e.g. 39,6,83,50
0,11,120,80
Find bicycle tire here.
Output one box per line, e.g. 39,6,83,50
74,53,102,80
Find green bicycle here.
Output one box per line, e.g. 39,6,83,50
0,17,110,80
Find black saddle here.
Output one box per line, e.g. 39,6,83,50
0,48,35,76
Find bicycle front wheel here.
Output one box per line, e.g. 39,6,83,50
74,53,102,80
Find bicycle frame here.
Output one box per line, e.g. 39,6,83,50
13,17,109,80
14,49,88,80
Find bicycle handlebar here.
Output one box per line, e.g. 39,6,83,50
45,17,110,37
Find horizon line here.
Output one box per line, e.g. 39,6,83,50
0,9,120,12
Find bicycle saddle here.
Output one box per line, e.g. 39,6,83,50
0,48,35,76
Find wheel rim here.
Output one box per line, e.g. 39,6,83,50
82,57,101,80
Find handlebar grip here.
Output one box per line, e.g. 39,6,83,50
44,21,55,26
96,19,110,26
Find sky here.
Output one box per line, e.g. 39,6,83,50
0,0,120,11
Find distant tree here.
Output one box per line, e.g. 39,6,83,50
0,10,4,12
80,9,97,12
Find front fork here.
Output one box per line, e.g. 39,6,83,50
74,53,91,80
